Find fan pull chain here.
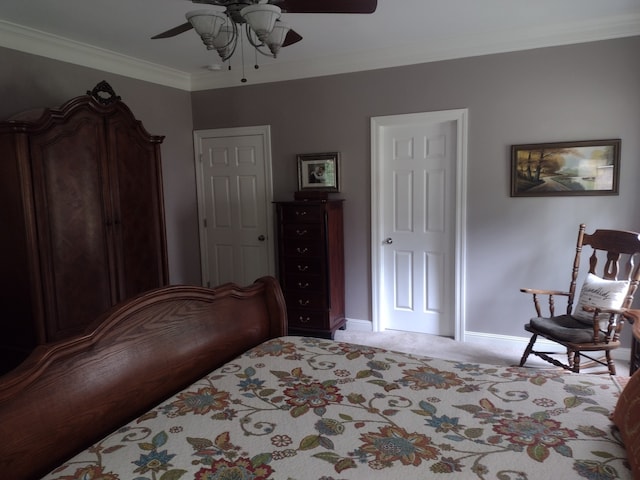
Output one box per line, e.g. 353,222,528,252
240,33,247,83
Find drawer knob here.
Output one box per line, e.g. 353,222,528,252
295,229,308,236
297,265,309,272
295,210,308,216
298,299,310,306
296,247,309,254
298,316,311,323
297,282,309,288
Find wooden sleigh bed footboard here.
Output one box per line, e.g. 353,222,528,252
0,276,287,480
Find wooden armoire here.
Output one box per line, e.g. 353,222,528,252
0,82,168,372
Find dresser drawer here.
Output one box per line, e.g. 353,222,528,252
283,257,324,275
282,273,325,293
284,291,327,309
287,308,329,329
282,238,325,257
280,205,325,224
281,223,323,240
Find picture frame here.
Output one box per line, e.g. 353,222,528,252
297,152,341,192
510,139,621,197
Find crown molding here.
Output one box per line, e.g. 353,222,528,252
2,14,640,92
191,13,640,90
0,19,192,91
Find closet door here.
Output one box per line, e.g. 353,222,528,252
107,109,168,300
29,109,116,341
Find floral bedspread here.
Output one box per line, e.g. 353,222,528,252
44,336,630,479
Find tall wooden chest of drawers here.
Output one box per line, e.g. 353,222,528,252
275,200,346,338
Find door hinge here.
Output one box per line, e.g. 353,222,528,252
203,218,207,228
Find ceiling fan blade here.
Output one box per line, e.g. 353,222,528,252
151,22,193,39
282,29,303,47
277,0,377,14
190,0,226,4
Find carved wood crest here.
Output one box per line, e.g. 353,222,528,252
86,80,121,105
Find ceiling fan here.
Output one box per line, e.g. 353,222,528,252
152,0,378,77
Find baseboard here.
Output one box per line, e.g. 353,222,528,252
344,318,373,332
343,320,630,363
463,330,630,362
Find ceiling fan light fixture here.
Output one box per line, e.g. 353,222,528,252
153,0,378,83
265,21,290,57
240,4,281,42
186,10,227,48
212,24,236,60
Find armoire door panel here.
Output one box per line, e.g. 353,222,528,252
108,113,167,299
29,112,115,340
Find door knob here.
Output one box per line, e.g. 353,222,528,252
384,237,393,244
258,235,265,241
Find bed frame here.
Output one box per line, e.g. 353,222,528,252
0,276,287,480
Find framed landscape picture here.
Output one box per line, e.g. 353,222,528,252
510,139,620,197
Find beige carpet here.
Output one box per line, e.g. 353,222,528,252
333,330,630,374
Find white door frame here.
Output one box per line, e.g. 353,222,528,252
371,109,468,341
193,125,276,286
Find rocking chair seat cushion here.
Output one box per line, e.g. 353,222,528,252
529,314,605,344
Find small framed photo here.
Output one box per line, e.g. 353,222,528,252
297,152,341,192
510,139,620,197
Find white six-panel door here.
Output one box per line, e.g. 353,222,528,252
193,126,275,287
371,110,468,338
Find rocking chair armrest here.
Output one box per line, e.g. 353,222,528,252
520,288,571,317
581,305,625,342
520,288,571,296
581,305,625,315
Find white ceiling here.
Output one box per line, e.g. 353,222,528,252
1,0,639,91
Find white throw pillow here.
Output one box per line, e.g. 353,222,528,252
572,273,628,325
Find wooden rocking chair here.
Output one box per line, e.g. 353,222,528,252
519,224,640,375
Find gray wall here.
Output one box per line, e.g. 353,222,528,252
191,36,640,340
3,36,639,343
0,46,201,285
